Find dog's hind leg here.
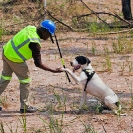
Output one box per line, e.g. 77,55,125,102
79,91,87,109
104,95,121,115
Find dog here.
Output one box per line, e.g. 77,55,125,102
61,56,123,115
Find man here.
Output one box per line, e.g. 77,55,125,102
0,20,63,113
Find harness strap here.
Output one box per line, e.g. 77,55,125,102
84,78,90,91
83,69,95,91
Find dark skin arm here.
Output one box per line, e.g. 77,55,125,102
29,42,62,73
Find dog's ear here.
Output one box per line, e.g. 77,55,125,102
85,57,91,65
75,56,91,65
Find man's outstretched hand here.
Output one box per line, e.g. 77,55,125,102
54,67,64,73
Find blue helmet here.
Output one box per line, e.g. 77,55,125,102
40,20,56,35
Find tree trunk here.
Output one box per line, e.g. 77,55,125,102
122,0,132,20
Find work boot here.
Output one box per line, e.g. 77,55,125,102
0,107,2,111
20,106,37,113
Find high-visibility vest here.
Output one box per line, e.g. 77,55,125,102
3,26,41,63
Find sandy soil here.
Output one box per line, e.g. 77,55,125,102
0,31,133,133
1,0,133,133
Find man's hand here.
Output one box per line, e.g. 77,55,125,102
54,67,64,73
59,68,69,72
38,63,65,73
60,68,65,71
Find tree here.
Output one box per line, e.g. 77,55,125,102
122,0,132,20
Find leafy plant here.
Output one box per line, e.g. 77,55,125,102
39,113,64,133
91,41,96,55
54,91,62,108
89,22,99,33
39,112,80,133
0,24,3,41
125,78,133,108
53,90,67,111
0,122,5,133
112,35,133,54
6,123,18,133
18,114,27,133
81,122,97,133
119,62,126,76
102,47,112,71
0,96,9,109
128,61,133,75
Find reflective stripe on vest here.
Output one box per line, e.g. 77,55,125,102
19,78,31,84
17,38,40,49
11,37,40,61
3,26,41,62
11,39,27,61
0,74,12,80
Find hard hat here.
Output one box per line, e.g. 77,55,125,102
40,20,56,35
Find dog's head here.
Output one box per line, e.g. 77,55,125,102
70,56,91,72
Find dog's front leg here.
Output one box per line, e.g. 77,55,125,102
79,91,87,109
61,68,81,83
61,68,88,84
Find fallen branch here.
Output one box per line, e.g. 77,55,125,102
73,12,117,19
95,28,133,35
113,12,132,26
79,0,133,29
45,9,74,31
80,0,109,26
75,12,131,26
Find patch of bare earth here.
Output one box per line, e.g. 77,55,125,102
1,0,133,132
0,31,133,133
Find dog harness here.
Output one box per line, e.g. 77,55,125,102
83,69,95,91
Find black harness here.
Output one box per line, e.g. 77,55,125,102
82,69,95,91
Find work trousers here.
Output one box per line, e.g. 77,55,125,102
0,53,30,109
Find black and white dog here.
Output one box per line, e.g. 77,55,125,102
61,56,122,115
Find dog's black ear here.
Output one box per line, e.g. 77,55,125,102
85,57,91,65
75,56,90,65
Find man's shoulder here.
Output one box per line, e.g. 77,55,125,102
26,25,36,28
24,25,37,31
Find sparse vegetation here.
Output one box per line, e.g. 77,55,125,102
0,0,133,133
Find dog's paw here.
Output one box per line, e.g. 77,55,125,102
60,68,70,72
120,113,127,116
60,67,68,71
60,68,66,71
114,110,127,116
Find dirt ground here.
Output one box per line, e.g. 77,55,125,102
1,0,133,133
0,31,133,133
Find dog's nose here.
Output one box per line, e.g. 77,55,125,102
70,62,73,66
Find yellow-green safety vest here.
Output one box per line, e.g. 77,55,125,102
3,26,41,62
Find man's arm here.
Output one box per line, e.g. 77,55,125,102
29,42,62,73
